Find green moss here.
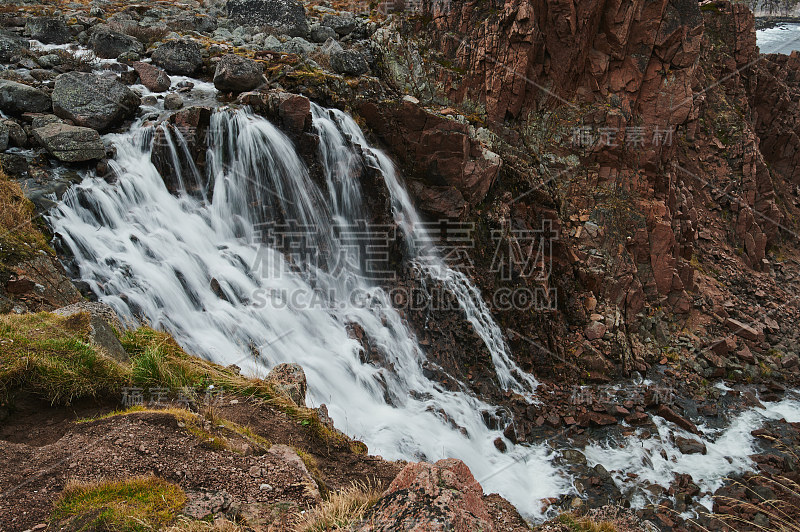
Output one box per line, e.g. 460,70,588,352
51,476,186,531
0,312,131,405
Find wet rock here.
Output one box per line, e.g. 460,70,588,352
0,30,29,62
277,92,311,134
151,40,204,76
164,93,184,110
0,80,51,116
675,436,706,455
493,437,507,452
360,100,500,218
52,72,140,132
355,459,494,532
309,24,337,44
226,0,309,37
132,62,171,92
654,404,700,435
89,26,144,59
267,362,307,406
213,54,264,93
330,49,369,76
321,13,356,36
25,18,72,45
33,123,106,162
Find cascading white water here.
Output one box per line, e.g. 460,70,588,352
312,105,539,394
49,105,566,518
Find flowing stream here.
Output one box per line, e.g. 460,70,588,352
48,104,564,518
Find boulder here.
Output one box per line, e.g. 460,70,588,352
52,72,140,132
675,436,707,455
280,37,314,55
309,24,337,44
213,54,264,93
151,40,204,76
25,17,72,45
267,362,307,405
33,123,106,162
0,80,51,115
163,93,184,110
132,62,171,92
0,30,29,62
330,50,369,76
321,13,356,36
226,0,308,37
355,459,495,532
89,27,144,59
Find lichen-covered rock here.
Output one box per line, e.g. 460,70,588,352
354,459,494,531
0,80,51,115
0,30,29,62
25,17,72,45
52,72,140,132
330,50,368,76
266,362,307,406
89,26,144,59
321,13,356,36
213,54,264,93
226,0,308,37
309,24,337,44
163,93,184,110
33,123,106,162
151,40,204,76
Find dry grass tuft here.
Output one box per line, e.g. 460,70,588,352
0,169,49,268
292,481,383,532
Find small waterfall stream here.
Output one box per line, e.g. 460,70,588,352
48,104,565,517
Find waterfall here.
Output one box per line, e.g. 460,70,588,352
48,105,565,518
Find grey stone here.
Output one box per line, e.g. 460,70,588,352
262,35,282,51
213,54,264,93
163,93,184,110
0,80,51,115
0,30,29,63
309,24,337,43
25,17,72,45
330,49,368,76
151,40,204,76
33,123,106,162
52,72,140,132
321,13,356,36
90,26,144,59
226,0,308,37
36,54,62,68
281,37,314,55
2,119,26,147
30,114,62,129
53,302,128,362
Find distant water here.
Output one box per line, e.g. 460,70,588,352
757,22,800,54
